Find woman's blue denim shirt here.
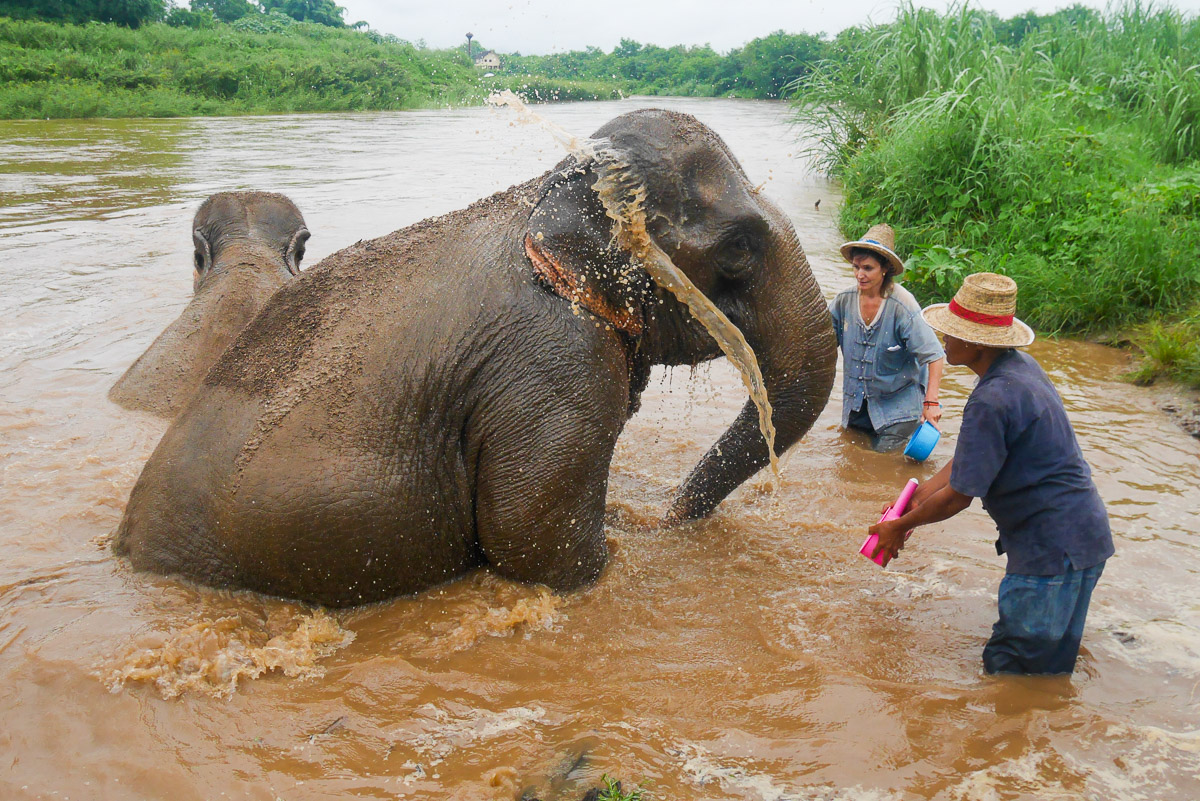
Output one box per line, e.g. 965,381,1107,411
829,283,945,430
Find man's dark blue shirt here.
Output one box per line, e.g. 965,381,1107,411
950,349,1114,575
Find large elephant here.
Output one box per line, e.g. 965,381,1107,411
114,110,837,607
108,191,310,417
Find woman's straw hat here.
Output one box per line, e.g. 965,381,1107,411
840,223,906,276
921,272,1035,348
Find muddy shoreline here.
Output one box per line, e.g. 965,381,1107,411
1160,395,1200,438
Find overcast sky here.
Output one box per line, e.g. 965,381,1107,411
336,0,1200,54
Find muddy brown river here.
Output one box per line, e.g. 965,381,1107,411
2,99,1199,800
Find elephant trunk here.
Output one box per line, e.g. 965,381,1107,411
108,243,291,416
665,232,836,523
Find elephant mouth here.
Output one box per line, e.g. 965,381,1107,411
524,233,644,337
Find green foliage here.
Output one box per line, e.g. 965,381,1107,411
0,0,167,27
1126,312,1200,387
595,774,650,801
500,33,830,99
726,30,825,98
260,0,343,28
165,6,215,28
0,16,488,116
797,0,1200,373
190,0,256,23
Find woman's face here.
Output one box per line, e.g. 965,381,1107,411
851,252,887,294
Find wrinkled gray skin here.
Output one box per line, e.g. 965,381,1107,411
114,110,836,607
108,191,310,417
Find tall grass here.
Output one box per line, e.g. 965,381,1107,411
793,2,1200,387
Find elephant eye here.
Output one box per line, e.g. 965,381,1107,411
730,233,754,254
194,251,205,271
294,246,305,265
717,228,762,281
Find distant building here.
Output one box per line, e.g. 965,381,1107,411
474,50,501,69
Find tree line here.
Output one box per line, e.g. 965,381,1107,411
0,0,350,29
0,2,1117,100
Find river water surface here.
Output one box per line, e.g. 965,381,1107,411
2,99,1199,801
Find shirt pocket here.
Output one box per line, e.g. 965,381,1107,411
878,342,910,375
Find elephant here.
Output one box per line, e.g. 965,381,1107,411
108,191,310,417
113,110,837,607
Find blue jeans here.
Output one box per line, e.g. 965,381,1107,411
983,560,1106,675
847,401,920,453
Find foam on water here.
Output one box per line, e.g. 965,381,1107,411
671,742,903,801
948,750,1080,800
1087,602,1200,676
100,607,353,698
391,702,548,762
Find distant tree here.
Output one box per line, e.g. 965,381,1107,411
167,4,216,26
190,0,258,23
993,4,1103,45
260,0,344,27
723,31,827,98
0,0,168,27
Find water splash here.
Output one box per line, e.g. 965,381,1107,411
487,91,780,481
433,587,562,652
99,608,353,699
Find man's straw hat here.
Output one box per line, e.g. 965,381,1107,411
840,223,905,276
922,272,1035,348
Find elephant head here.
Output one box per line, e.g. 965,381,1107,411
109,191,309,417
528,109,837,523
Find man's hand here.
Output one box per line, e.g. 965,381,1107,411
868,518,909,562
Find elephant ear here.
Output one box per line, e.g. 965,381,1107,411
284,227,310,275
192,230,212,292
526,157,652,307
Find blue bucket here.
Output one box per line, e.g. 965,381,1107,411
903,420,941,461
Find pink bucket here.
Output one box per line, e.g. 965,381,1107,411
860,478,919,567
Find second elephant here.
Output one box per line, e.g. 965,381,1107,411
109,191,310,417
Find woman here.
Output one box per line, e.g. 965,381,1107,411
829,223,945,452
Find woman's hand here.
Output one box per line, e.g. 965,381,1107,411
921,401,942,429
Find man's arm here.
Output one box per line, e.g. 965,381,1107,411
868,477,973,562
910,458,953,508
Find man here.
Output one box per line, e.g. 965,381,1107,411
868,272,1114,675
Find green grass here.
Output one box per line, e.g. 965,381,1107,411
595,774,650,801
792,1,1200,388
0,16,627,117
1126,310,1200,387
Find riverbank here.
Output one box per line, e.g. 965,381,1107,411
0,15,824,119
0,16,624,118
793,2,1200,390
